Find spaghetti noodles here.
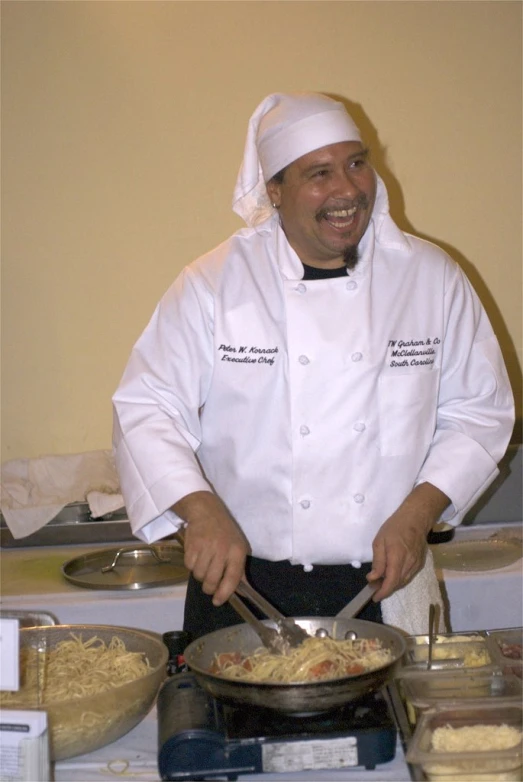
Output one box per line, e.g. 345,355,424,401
209,635,393,683
0,632,155,760
0,633,152,706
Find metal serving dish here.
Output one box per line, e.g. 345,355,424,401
0,501,134,548
184,617,406,715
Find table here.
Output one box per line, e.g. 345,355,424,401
54,708,414,782
2,537,521,635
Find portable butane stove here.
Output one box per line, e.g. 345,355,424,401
157,673,397,781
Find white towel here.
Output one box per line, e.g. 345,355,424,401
381,549,447,635
0,450,125,539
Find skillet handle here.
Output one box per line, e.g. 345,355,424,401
335,581,380,620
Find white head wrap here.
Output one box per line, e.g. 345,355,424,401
233,92,362,227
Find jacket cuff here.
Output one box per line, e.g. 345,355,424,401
416,429,500,524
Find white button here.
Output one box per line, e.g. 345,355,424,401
346,280,357,291
354,494,365,504
299,425,310,436
303,564,314,573
298,355,310,365
300,499,311,509
353,422,366,432
351,560,362,569
351,352,363,362
296,283,307,294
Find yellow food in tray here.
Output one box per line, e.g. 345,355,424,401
431,644,491,668
432,724,521,752
406,634,492,669
424,724,523,781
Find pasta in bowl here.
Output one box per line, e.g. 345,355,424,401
0,625,168,760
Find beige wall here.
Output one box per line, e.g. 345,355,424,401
2,0,521,462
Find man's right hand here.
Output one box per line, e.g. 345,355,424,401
172,491,251,606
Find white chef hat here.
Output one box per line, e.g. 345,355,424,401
232,92,362,227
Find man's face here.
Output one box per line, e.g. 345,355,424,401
266,141,376,269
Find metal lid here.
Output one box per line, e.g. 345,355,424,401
61,543,188,590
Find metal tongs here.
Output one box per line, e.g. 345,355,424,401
229,580,310,655
229,578,381,655
173,531,379,655
172,531,308,655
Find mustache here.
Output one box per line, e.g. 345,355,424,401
315,194,370,222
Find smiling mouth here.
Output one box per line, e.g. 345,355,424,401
322,207,357,229
316,196,369,230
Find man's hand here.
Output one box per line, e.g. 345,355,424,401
367,483,450,601
172,491,251,606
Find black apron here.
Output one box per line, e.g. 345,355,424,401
183,557,382,641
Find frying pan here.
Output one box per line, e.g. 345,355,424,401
183,616,406,715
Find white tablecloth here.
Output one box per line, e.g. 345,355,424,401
3,535,521,782
54,709,413,782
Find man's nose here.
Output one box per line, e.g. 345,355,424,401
333,170,361,198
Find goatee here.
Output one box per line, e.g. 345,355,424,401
343,245,359,271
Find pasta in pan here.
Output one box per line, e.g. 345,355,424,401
209,636,393,683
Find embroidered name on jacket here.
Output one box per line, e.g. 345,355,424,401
218,343,279,366
387,337,440,368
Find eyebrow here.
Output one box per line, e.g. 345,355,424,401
302,147,370,175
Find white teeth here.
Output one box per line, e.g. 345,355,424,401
326,207,357,218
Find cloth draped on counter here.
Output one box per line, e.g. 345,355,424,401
0,450,124,539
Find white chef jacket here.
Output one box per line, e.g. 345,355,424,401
112,184,514,568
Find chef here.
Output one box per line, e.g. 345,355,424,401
112,92,514,640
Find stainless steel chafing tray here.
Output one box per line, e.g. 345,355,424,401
0,501,135,548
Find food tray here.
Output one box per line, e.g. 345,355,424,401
401,635,494,674
0,502,134,548
486,628,523,679
397,670,522,727
406,702,523,781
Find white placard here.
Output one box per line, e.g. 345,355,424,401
0,619,19,692
0,710,50,781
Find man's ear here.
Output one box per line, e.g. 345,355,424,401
265,180,281,209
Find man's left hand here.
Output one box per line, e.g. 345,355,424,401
367,482,450,601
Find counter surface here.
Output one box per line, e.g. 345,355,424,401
54,708,413,782
2,534,521,633
2,531,521,782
